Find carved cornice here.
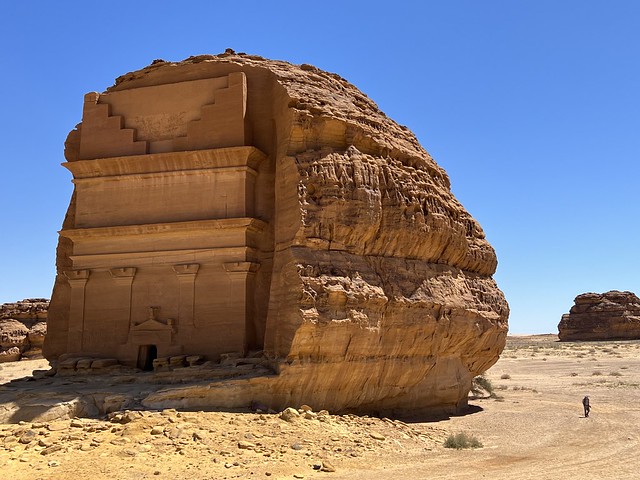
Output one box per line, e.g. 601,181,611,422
63,146,266,179
69,246,259,270
60,217,267,240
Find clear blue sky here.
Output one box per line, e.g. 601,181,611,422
1,1,639,334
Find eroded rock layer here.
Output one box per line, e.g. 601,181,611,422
558,291,640,341
46,52,508,415
0,299,48,362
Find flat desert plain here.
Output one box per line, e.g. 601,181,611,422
1,335,639,480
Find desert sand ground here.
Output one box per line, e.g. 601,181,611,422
1,335,639,480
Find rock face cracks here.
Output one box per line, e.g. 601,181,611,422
559,291,640,341
46,52,508,415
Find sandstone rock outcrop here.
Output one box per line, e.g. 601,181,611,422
0,299,49,362
45,52,508,415
558,291,640,341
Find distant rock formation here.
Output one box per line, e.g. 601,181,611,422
0,299,49,362
46,52,508,415
558,291,640,341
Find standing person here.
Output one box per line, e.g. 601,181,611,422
582,395,591,418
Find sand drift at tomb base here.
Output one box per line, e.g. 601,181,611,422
44,52,509,415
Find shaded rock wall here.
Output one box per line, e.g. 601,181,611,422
0,299,48,362
46,52,508,415
558,291,640,341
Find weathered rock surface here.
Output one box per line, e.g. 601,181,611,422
46,52,508,415
558,291,640,341
0,299,48,362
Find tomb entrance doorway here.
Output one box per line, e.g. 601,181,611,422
137,344,157,371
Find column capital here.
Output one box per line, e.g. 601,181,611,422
173,263,200,276
223,261,260,273
109,267,137,278
64,269,90,287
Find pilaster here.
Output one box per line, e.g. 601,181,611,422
109,267,137,336
173,263,200,327
224,262,260,351
64,269,91,352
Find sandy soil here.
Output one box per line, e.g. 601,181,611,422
1,335,639,479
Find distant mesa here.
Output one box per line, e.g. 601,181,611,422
44,52,509,416
0,299,49,362
558,290,640,341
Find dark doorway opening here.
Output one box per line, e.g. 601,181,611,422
137,344,157,371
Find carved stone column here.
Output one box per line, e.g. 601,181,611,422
64,269,90,352
173,263,200,328
223,261,260,352
109,267,137,340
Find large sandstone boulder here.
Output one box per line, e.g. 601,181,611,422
0,299,49,361
45,52,508,415
0,319,29,350
558,291,640,341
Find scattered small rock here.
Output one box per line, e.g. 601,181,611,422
41,444,64,455
279,407,300,422
38,438,53,447
321,460,337,472
19,429,38,444
165,426,184,439
110,437,131,445
47,423,67,432
70,418,84,428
